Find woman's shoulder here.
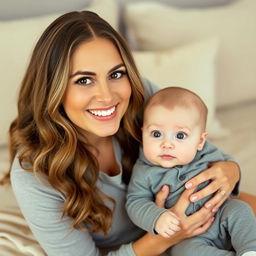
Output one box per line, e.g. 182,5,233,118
10,155,65,203
142,77,159,100
11,156,37,188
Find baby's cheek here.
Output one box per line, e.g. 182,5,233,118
143,142,159,164
179,150,197,165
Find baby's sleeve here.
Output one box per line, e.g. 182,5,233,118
126,161,167,234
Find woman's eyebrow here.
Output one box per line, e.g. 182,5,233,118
69,63,125,79
69,71,95,78
108,63,125,73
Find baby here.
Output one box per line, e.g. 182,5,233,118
126,87,256,256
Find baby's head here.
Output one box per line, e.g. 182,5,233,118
142,87,208,168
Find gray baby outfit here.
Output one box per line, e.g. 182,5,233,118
126,141,256,256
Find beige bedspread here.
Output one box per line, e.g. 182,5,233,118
0,184,45,255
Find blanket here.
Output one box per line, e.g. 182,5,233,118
0,183,45,255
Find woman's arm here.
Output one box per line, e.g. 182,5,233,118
132,186,214,256
235,192,256,215
184,161,240,212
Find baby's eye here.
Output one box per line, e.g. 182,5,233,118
110,70,126,80
151,130,162,138
75,77,92,85
176,132,187,140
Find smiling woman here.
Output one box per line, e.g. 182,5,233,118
0,10,250,256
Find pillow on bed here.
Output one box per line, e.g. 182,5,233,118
0,0,118,146
124,0,254,50
124,0,256,108
133,38,229,139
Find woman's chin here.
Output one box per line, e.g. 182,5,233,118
96,126,120,138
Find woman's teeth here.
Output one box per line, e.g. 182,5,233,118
89,106,116,117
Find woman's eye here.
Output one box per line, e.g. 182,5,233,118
110,70,126,79
151,130,162,138
176,132,187,140
75,77,92,85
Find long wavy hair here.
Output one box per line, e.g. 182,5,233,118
3,11,144,234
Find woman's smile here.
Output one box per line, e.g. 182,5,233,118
87,104,118,120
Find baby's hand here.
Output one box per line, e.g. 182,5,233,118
154,211,180,238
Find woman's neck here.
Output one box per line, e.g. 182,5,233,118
80,131,120,176
93,137,120,176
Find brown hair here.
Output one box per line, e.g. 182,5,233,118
2,11,144,234
144,87,208,130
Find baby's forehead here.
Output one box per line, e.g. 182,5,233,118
144,103,203,128
146,88,206,115
145,100,200,115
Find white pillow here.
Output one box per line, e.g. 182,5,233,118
125,0,256,107
133,38,229,139
0,0,119,145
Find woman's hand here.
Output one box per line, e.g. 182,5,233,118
155,185,214,239
184,161,240,212
133,185,214,256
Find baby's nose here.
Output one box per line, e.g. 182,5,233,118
161,140,175,149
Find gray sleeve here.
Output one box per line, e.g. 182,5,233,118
10,169,136,256
126,162,166,234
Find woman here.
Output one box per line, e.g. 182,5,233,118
3,11,253,256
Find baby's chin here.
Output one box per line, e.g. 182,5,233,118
149,157,188,168
154,160,177,169
160,163,177,168
158,160,189,169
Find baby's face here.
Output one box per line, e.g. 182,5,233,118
142,105,207,168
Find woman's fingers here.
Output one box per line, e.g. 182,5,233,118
185,168,216,202
189,180,220,204
185,168,212,190
210,191,228,212
171,188,195,216
176,205,213,238
190,216,215,237
155,185,170,208
190,206,213,227
203,187,229,211
185,162,235,209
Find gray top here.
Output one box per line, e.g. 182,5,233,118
10,79,157,256
126,141,237,234
11,138,145,256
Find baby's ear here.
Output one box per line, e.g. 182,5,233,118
197,132,208,151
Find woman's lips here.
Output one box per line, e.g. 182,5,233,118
87,104,118,121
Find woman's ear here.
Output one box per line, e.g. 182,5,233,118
197,131,208,151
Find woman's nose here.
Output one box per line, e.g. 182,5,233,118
95,81,113,102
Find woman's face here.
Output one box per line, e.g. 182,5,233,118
63,38,131,141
